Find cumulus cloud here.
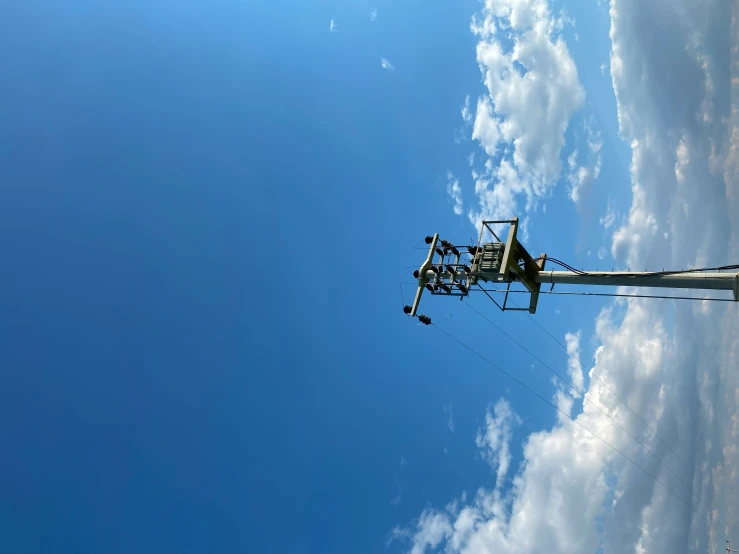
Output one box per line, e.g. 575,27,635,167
446,172,464,216
395,2,739,553
467,0,585,228
381,58,395,71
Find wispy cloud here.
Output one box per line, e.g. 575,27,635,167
599,198,617,230
446,172,464,216
461,95,472,124
329,18,336,32
381,58,394,71
391,487,402,505
370,9,377,21
443,403,455,433
566,118,602,207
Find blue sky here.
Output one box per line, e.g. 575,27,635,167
2,1,737,554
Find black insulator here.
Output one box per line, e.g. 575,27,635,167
403,305,412,314
439,283,451,293
435,248,445,257
462,265,471,273
418,315,432,325
413,270,420,278
445,264,455,273
424,236,434,244
467,246,480,255
441,239,452,248
429,266,439,273
450,246,460,257
425,283,434,292
458,284,468,295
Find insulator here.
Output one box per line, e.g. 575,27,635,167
462,265,471,273
403,305,412,314
445,264,455,273
450,246,460,257
418,315,432,325
458,284,468,295
424,236,434,244
429,266,439,273
413,270,420,278
441,239,452,248
435,248,445,257
425,283,434,292
439,283,451,293
468,246,480,255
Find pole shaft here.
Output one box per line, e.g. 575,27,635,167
533,271,738,294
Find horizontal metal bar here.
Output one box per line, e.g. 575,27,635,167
533,271,737,292
475,288,735,302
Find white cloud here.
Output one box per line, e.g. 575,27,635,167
444,402,456,433
567,119,603,207
600,198,618,230
461,95,472,124
370,9,377,21
446,172,464,216
330,18,336,32
601,62,608,76
401,510,453,554
471,97,500,157
598,246,607,260
467,0,585,229
564,331,584,390
475,399,520,488
381,58,395,71
395,3,739,553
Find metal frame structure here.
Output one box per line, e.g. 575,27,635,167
405,217,739,324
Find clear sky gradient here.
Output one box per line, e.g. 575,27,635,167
1,1,736,553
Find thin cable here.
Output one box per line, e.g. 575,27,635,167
463,300,715,513
509,295,715,503
522,257,739,277
431,323,718,530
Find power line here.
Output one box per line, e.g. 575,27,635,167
523,257,739,277
431,323,720,531
506,295,719,506
463,300,719,518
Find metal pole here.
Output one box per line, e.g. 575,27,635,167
532,271,739,300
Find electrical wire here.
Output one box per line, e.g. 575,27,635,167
431,323,721,531
503,294,719,507
521,257,739,277
462,300,722,521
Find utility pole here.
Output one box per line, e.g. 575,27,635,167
405,218,739,323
